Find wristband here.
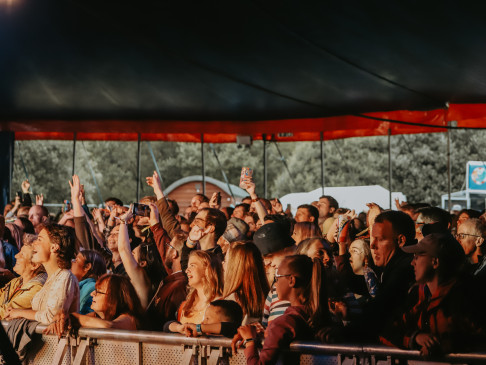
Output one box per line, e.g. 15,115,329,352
186,238,197,248
242,338,255,348
196,324,203,336
251,198,259,203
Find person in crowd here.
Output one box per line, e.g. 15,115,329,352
217,218,249,255
244,213,259,236
233,255,330,364
292,222,321,245
5,223,23,251
222,241,269,324
14,217,35,235
415,207,451,240
70,250,107,315
147,171,226,271
455,218,486,277
1,216,19,274
294,204,319,224
334,210,416,342
117,210,165,309
0,237,46,319
253,223,295,327
5,224,79,325
456,208,481,228
295,237,332,268
232,204,250,220
67,274,144,330
183,299,244,338
28,205,50,233
167,250,223,333
317,195,339,233
104,197,124,212
381,233,486,355
145,230,188,330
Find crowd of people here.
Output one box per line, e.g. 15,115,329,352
1,173,486,362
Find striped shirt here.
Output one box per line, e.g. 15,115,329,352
261,283,290,328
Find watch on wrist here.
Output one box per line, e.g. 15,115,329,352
196,324,203,336
242,338,255,348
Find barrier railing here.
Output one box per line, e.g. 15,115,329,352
3,321,486,365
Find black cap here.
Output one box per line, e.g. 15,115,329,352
253,222,295,256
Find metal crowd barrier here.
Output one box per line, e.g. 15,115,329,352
3,321,486,365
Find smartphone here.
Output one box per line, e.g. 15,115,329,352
131,203,150,217
216,192,221,206
63,200,71,212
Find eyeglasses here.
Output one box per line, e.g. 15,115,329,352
274,268,292,282
349,248,364,255
165,241,177,251
455,233,481,240
94,289,107,296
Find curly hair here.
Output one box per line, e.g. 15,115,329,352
39,223,77,269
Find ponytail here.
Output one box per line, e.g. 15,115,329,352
286,255,330,330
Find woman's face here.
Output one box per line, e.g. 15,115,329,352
186,256,206,288
91,280,109,316
71,253,88,281
32,229,52,264
13,245,34,277
107,226,119,252
292,228,302,245
306,240,331,268
349,241,366,275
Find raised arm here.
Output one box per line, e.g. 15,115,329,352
244,178,267,225
117,210,151,309
147,171,180,239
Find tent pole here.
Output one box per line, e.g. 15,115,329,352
81,142,104,206
447,123,452,212
388,129,392,209
72,132,77,177
136,133,141,202
263,134,268,199
320,132,325,196
201,134,206,196
147,141,165,191
210,143,235,203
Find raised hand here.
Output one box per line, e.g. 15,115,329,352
69,175,82,203
271,198,283,213
146,171,164,200
149,203,160,226
21,179,30,194
209,192,221,210
36,194,44,206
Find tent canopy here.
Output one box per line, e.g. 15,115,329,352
2,0,486,142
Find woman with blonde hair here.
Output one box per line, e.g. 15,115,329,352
292,222,321,245
168,250,223,333
223,241,269,324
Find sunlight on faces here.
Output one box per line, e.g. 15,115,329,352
28,206,46,227
71,253,88,281
317,198,331,218
457,212,470,231
348,240,366,275
106,226,120,252
32,229,52,264
244,215,256,232
232,206,245,220
457,221,478,256
295,208,311,223
370,221,397,268
13,245,35,276
186,255,205,288
306,240,331,268
90,280,109,316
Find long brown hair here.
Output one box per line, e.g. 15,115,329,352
96,274,144,324
223,241,269,318
183,251,223,317
284,255,330,330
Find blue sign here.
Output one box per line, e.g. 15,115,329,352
467,161,486,192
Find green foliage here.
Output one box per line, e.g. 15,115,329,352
11,130,486,207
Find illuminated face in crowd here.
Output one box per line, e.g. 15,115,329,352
370,221,397,268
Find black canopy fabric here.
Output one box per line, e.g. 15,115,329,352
1,0,486,137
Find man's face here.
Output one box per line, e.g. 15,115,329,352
105,200,117,211
457,221,478,257
370,221,398,268
295,208,312,223
411,252,436,284
191,196,202,210
28,206,46,227
317,198,332,219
